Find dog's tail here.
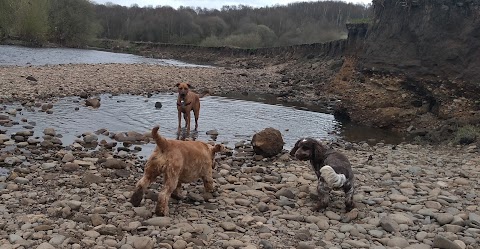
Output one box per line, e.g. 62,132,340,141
320,165,347,188
152,126,168,151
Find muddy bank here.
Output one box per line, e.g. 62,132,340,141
337,0,480,143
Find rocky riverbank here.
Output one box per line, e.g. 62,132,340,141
0,64,280,102
0,122,479,248
1,86,480,248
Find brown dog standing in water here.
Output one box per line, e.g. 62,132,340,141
130,126,225,216
176,83,200,137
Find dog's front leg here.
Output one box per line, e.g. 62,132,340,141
314,179,331,211
343,180,355,212
201,176,215,201
177,110,183,136
202,175,214,193
193,105,199,131
185,111,191,136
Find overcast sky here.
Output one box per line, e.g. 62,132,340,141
92,0,372,9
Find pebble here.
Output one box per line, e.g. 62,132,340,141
432,235,463,249
145,217,171,227
436,213,454,225
220,222,236,231
36,243,56,249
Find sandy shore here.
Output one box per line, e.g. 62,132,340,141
0,63,480,249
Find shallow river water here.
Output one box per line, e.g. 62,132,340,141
0,45,211,67
0,45,408,163
2,94,336,156
1,93,408,159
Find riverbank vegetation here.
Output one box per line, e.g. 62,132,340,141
0,0,370,48
0,0,99,47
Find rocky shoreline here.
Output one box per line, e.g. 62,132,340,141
1,63,480,249
0,64,287,104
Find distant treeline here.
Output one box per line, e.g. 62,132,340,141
0,0,371,48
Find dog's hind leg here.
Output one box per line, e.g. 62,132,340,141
155,173,179,216
171,182,183,200
130,174,156,207
131,159,161,207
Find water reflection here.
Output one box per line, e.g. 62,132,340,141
2,93,339,158
0,45,212,67
222,91,409,145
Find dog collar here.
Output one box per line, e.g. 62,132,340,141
177,101,192,107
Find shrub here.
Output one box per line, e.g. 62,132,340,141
0,0,17,39
199,35,223,47
15,0,50,44
223,33,262,48
49,0,99,47
347,18,372,24
453,125,480,145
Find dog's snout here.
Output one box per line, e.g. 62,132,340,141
295,150,310,161
178,88,188,96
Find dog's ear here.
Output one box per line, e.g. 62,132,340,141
187,83,194,89
212,144,223,153
290,139,301,157
175,83,180,87
210,144,224,169
311,140,327,167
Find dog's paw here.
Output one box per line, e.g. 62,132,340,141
345,201,355,212
130,190,144,207
210,184,220,192
154,210,165,216
342,208,359,223
202,192,214,201
155,205,167,217
171,192,184,200
312,202,328,212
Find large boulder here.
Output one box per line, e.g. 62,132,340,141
251,128,284,157
86,98,101,108
113,131,145,143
